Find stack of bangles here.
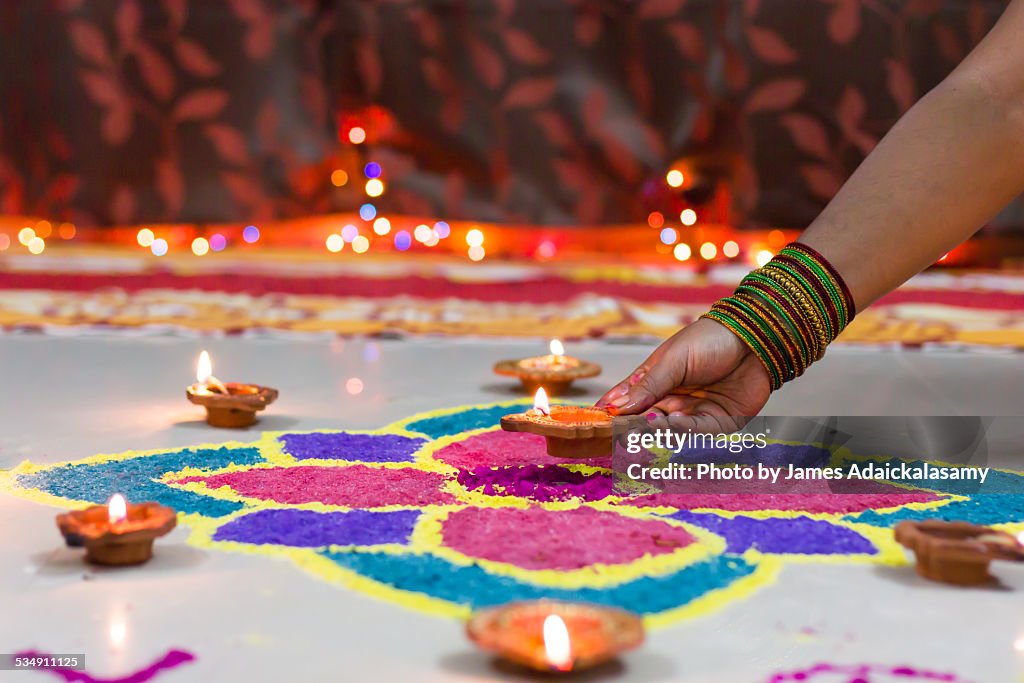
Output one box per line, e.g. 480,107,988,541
701,242,856,391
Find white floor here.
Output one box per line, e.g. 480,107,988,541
1,335,1023,682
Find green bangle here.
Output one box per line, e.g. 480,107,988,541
703,309,783,389
780,247,849,329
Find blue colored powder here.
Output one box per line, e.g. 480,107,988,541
405,405,515,440
19,447,264,517
321,548,757,614
848,494,1024,528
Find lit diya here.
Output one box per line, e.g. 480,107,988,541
501,388,614,458
56,494,176,566
186,350,278,428
467,600,644,673
895,519,1024,586
494,340,601,396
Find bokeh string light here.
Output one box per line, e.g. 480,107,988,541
326,233,344,253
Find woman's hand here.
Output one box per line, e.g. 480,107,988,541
597,317,771,429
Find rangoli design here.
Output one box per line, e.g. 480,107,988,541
4,401,1023,627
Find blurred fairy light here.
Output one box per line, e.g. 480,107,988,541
536,240,556,259
364,162,382,179
468,245,485,261
341,224,359,242
423,230,440,247
673,243,691,261
659,227,678,245
331,169,349,187
352,235,370,253
18,227,35,246
723,240,740,258
394,230,412,251
433,221,450,238
242,225,260,243
35,220,52,238
373,217,391,235
756,249,774,267
365,178,384,197
362,341,381,363
647,212,664,228
151,238,169,256
465,228,484,248
0,234,10,250
191,237,210,256
136,228,154,247
414,224,432,243
348,127,366,144
58,222,76,239
666,169,684,188
700,242,717,260
210,234,227,252
359,204,377,221
326,233,344,252
345,377,364,395
27,236,45,254
680,209,697,226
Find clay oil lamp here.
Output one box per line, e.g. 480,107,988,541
895,519,1024,586
501,388,614,458
494,340,601,396
186,350,278,428
56,494,176,566
467,600,644,673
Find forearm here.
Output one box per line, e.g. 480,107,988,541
799,2,1024,311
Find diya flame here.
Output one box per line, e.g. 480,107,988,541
533,387,550,416
108,493,128,524
543,614,572,671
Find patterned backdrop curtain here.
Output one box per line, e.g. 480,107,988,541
0,0,1018,230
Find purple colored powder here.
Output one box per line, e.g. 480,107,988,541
13,649,195,683
213,508,418,547
766,662,971,682
457,464,614,502
279,432,425,463
670,511,876,555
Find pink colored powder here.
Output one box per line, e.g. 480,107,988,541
172,465,455,508
441,506,695,570
432,430,598,468
619,490,940,513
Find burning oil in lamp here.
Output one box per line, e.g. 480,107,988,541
186,350,278,428
56,494,176,566
895,519,1024,586
466,600,644,673
494,340,601,396
501,388,614,458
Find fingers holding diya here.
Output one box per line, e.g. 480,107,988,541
186,350,278,428
56,494,176,566
494,340,601,396
466,601,644,673
501,388,614,458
